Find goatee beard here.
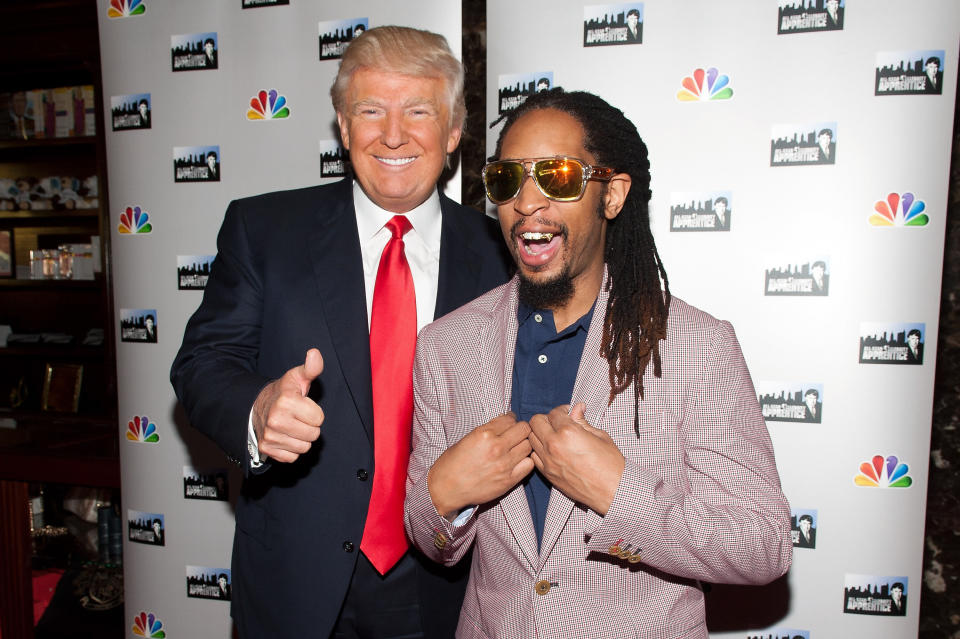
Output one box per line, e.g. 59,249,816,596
518,268,575,310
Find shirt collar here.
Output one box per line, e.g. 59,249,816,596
352,181,442,248
517,297,598,335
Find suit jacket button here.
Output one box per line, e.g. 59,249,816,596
535,579,551,595
342,541,354,553
356,469,368,481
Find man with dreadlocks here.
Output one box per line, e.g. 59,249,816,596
404,88,791,638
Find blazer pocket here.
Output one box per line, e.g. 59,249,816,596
236,500,271,550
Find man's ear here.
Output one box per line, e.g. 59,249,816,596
336,112,350,149
446,125,463,154
602,174,631,220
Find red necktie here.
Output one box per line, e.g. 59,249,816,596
361,215,416,574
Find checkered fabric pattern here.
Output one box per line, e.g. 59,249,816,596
405,272,793,638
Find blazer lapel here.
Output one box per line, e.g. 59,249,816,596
484,279,540,571
307,181,374,444
538,274,612,566
434,194,486,318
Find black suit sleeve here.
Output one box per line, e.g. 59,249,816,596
170,200,273,470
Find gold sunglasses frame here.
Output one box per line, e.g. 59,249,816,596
482,156,616,204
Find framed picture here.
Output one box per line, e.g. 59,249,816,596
41,363,83,412
0,228,13,278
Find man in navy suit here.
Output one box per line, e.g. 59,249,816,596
171,26,510,639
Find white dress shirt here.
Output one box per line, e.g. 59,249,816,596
248,181,443,465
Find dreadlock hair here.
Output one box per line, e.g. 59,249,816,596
493,88,671,435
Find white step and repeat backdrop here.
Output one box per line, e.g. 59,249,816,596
97,0,957,636
96,1,461,637
486,1,957,638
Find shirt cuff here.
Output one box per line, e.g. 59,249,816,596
247,409,265,468
451,506,476,528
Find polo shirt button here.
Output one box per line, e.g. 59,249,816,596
537,354,547,364
342,541,354,553
534,313,543,323
535,579,551,595
356,469,368,481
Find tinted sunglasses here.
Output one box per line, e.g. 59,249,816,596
482,156,616,204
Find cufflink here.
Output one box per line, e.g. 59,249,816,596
628,553,642,564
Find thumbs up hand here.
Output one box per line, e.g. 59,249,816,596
252,348,326,463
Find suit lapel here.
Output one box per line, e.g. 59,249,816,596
434,194,486,318
307,181,374,444
537,275,612,566
484,280,540,571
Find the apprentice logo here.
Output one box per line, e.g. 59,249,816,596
669,191,731,232
171,32,218,72
319,139,349,178
770,122,837,166
110,93,151,131
583,3,643,47
319,18,368,61
859,322,924,365
764,259,828,296
497,72,553,116
174,145,220,183
756,382,823,424
177,255,214,290
876,50,945,96
777,0,844,34
843,575,908,616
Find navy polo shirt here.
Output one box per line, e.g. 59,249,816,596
511,300,595,548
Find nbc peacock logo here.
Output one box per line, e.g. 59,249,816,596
132,611,165,637
676,67,733,101
118,206,152,234
107,0,145,18
870,192,929,227
246,89,290,120
854,454,913,488
126,416,159,443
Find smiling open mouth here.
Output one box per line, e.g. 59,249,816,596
377,156,415,166
520,231,560,256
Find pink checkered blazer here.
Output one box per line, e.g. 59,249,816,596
405,274,792,638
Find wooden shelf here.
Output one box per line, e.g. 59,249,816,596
0,415,118,487
0,208,100,220
0,277,102,289
0,4,116,638
0,136,96,151
0,344,106,359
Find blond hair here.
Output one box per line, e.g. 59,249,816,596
330,25,465,131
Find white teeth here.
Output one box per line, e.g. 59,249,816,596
378,156,415,166
521,232,554,241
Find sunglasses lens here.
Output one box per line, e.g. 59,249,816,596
534,159,584,200
484,162,525,203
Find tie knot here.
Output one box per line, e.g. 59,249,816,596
386,215,412,239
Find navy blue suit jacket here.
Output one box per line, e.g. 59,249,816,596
171,178,511,638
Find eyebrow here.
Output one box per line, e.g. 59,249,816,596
352,97,438,110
